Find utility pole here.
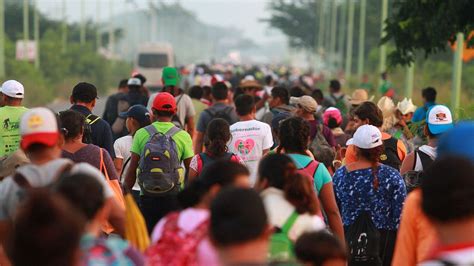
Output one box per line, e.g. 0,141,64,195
96,0,102,49
108,0,114,55
357,0,366,80
344,0,354,80
379,0,388,85
317,0,325,53
337,0,347,69
0,0,4,78
329,0,337,59
405,62,415,98
451,33,464,118
80,0,85,45
34,0,39,68
23,0,29,60
62,0,67,53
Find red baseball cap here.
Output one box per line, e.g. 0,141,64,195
152,92,176,113
20,107,60,150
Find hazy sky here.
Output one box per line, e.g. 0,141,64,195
37,0,286,45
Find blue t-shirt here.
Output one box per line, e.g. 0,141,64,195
287,153,332,193
333,164,407,230
412,102,436,123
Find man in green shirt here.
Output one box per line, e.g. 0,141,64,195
125,92,194,231
0,80,28,157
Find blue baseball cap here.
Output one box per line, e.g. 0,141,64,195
438,122,474,162
119,104,151,124
426,105,453,135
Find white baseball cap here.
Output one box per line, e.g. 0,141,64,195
426,105,453,135
346,125,383,149
1,80,25,98
20,107,59,150
127,78,142,86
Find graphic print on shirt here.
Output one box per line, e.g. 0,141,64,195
235,138,255,156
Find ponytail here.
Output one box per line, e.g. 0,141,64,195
357,146,384,191
204,118,231,157
284,173,320,215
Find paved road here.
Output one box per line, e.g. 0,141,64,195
47,97,108,117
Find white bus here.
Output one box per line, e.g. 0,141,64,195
135,43,175,90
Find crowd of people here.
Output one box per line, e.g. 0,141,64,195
0,64,473,266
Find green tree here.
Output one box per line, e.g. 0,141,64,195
383,0,474,66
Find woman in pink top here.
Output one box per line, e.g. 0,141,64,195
146,161,251,266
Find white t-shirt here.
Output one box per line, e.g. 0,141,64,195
114,135,140,191
228,120,273,185
0,158,114,220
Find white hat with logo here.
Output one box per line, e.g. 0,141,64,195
426,105,453,135
346,125,383,149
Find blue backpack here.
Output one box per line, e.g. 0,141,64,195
137,125,184,197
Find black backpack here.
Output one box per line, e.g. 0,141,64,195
203,106,235,125
346,211,382,266
403,149,434,193
380,137,401,170
83,114,100,144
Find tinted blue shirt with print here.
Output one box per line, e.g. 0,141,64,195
412,101,436,123
333,164,406,230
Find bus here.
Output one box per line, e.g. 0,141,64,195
134,43,175,90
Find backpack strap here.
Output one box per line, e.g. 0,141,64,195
165,126,181,138
301,159,319,178
86,114,100,125
13,172,32,189
281,211,299,234
144,124,159,141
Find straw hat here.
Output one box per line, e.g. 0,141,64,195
239,76,262,90
396,98,417,115
349,89,373,105
377,96,397,132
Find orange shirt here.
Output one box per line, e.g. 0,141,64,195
344,132,406,165
391,189,438,265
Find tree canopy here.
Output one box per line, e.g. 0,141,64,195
383,0,474,66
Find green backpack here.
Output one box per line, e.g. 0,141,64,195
269,211,299,261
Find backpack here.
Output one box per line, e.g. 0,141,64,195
403,149,434,193
111,97,130,136
198,152,233,174
171,95,185,129
296,159,319,190
137,125,183,197
331,94,348,115
346,211,382,265
380,137,401,170
204,106,235,125
83,114,100,144
145,212,209,266
269,211,299,261
309,124,336,168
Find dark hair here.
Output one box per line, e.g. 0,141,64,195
6,190,85,266
259,154,319,215
189,85,203,100
271,86,290,105
295,231,348,266
59,110,85,141
311,89,324,103
422,87,437,102
265,75,273,85
204,119,231,157
212,82,228,100
277,117,310,154
357,145,384,190
133,73,147,85
327,117,340,129
118,79,128,88
202,86,212,97
354,102,384,127
178,161,249,208
153,109,174,118
290,86,305,97
421,156,474,222
210,187,267,247
235,94,255,116
55,173,105,220
284,173,320,215
329,79,341,91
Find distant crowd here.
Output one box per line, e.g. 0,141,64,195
0,65,473,266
